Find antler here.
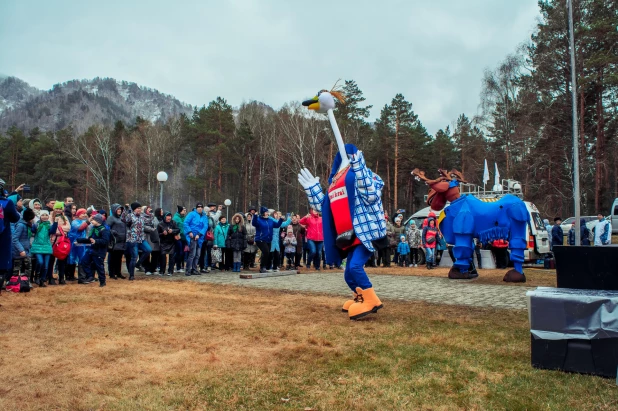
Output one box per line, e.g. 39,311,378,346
449,169,468,183
412,168,448,185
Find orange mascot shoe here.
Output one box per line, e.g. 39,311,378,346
348,287,383,320
341,292,358,312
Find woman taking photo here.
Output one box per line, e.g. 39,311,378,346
251,206,285,273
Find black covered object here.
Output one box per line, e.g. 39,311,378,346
553,245,618,290
527,287,618,378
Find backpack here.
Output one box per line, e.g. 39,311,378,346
52,226,71,260
6,274,31,293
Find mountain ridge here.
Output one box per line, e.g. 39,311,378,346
0,76,194,134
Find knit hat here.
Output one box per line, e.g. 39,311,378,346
260,206,269,215
287,226,294,234
98,209,107,217
23,208,35,222
207,202,216,207
164,212,172,219
76,208,87,218
248,205,257,212
54,201,64,210
400,235,406,241
131,202,141,211
177,205,185,213
92,214,105,225
40,210,50,217
196,202,204,209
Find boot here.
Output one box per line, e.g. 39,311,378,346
48,276,57,285
38,279,47,288
348,287,383,320
341,292,359,312
117,273,126,279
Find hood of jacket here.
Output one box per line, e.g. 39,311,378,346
580,218,587,227
231,213,245,226
111,203,123,215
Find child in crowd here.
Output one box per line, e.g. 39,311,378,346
30,210,58,287
79,214,110,287
406,222,422,267
397,235,410,267
12,208,36,284
283,226,297,270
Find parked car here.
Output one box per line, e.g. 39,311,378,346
560,216,597,236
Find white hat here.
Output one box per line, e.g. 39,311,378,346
40,210,50,216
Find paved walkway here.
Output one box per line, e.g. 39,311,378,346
162,271,532,310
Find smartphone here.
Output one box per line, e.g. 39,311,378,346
286,212,290,218
23,184,31,192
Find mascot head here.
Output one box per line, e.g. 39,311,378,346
302,88,345,114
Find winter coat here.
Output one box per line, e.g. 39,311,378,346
270,216,291,252
593,219,611,246
173,212,186,237
207,209,222,246
64,203,73,222
299,213,323,241
580,218,591,246
244,220,257,253
406,226,422,248
0,196,21,269
107,204,127,251
68,218,89,264
214,222,229,248
12,219,33,258
283,235,298,254
87,225,111,257
252,214,285,243
50,215,71,245
226,214,247,251
158,218,180,254
397,242,410,255
290,222,306,253
184,209,209,246
422,226,439,249
121,209,154,244
146,217,160,252
30,220,57,255
551,225,564,246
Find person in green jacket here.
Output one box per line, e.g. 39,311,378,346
172,206,187,272
31,210,58,287
214,216,230,271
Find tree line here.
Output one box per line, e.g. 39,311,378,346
0,0,616,218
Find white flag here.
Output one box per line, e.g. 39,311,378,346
494,163,500,187
483,159,489,185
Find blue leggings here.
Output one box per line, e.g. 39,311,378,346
344,245,373,291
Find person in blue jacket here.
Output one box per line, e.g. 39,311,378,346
0,179,23,289
214,216,230,271
551,217,564,247
269,211,291,272
397,235,410,267
251,206,285,273
184,203,209,276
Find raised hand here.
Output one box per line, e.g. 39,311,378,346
298,168,320,190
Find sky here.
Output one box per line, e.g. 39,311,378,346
0,0,540,135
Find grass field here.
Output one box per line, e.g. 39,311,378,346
1,279,616,410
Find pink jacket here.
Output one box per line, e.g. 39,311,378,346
299,214,324,241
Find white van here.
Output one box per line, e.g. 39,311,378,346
404,195,550,263
609,198,618,235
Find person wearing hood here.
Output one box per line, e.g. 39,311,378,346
47,202,71,285
214,216,230,271
391,217,406,265
183,203,209,276
11,208,36,285
79,214,110,287
406,222,422,267
268,211,292,271
143,206,162,275
0,178,22,290
243,212,258,270
422,217,439,269
198,202,223,273
173,206,187,273
289,214,306,270
107,204,127,279
31,210,58,286
252,206,285,273
67,208,89,281
8,194,24,215
121,202,154,280
29,198,43,223
158,211,180,276
226,213,247,272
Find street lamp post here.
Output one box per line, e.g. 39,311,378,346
224,199,231,221
157,171,168,210
568,0,581,246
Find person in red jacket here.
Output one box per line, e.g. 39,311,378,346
422,218,439,269
299,208,324,270
491,239,509,269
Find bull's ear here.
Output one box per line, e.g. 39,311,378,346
506,202,529,223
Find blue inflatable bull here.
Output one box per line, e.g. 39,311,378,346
439,194,528,282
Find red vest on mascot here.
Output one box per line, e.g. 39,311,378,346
328,166,361,250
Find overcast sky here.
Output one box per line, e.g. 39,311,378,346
0,0,540,135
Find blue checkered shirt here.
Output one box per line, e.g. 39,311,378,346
304,151,387,252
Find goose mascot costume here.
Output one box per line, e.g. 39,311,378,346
298,89,387,320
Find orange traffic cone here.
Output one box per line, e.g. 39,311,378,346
348,287,383,320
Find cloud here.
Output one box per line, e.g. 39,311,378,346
0,0,540,135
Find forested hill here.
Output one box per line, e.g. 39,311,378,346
0,76,193,134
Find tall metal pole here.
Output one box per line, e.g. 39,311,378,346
568,0,581,246
160,182,163,210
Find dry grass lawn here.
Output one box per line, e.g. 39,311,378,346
1,279,615,410
299,266,557,287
